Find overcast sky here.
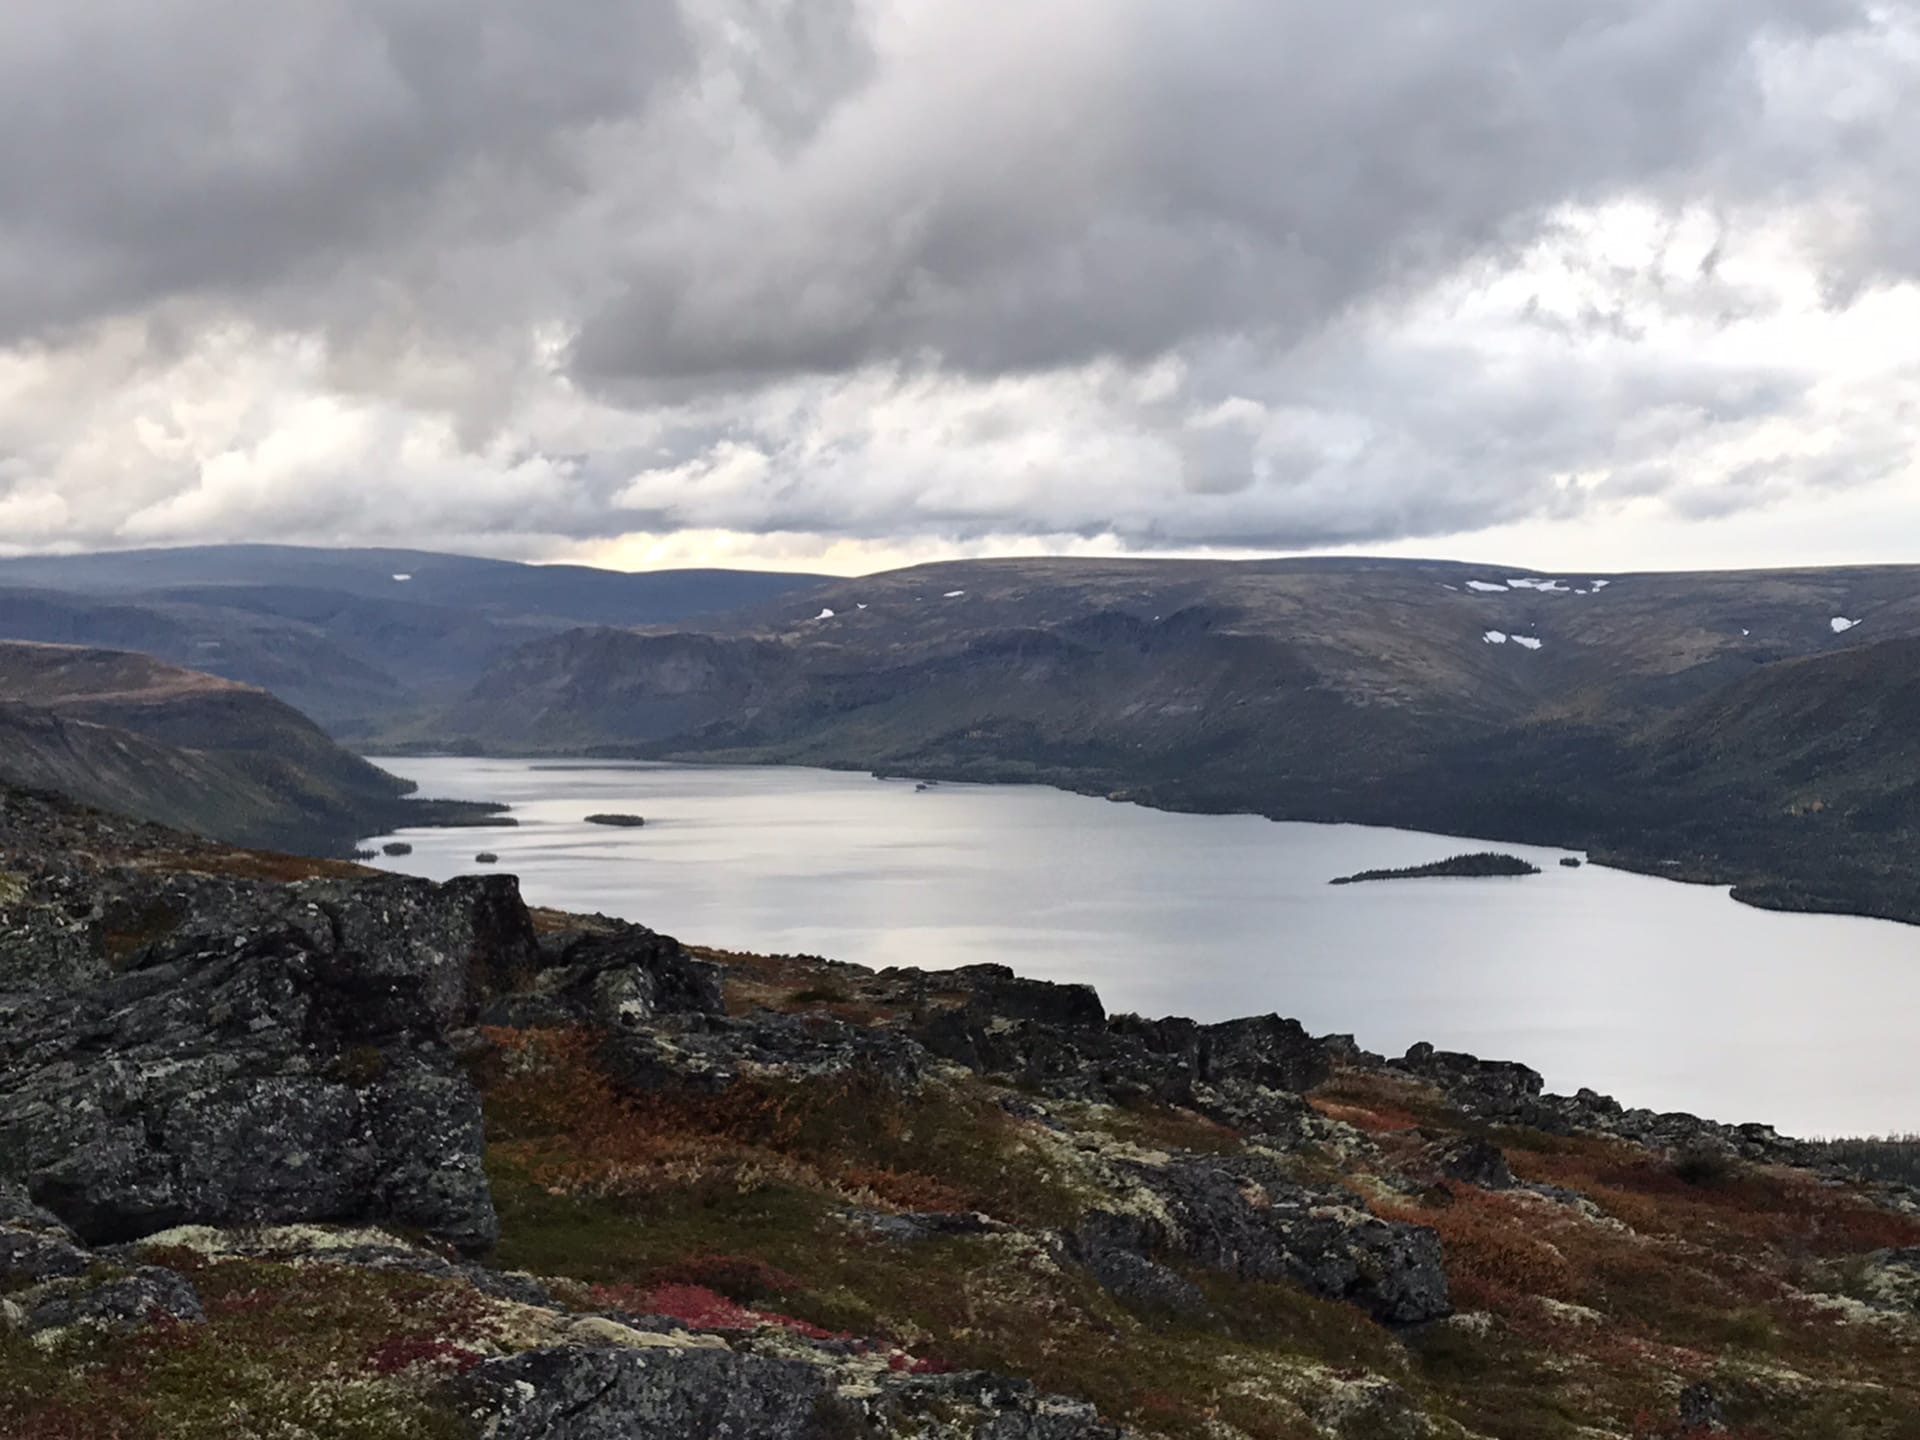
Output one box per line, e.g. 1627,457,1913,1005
1,1,1916,574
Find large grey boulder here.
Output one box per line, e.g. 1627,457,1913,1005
12,1265,204,1337
0,871,539,1249
1116,1156,1450,1325
450,1345,1129,1439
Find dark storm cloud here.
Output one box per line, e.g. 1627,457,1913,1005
1,0,1916,562
0,0,692,340
568,0,1878,386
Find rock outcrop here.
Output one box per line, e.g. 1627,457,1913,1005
452,1346,1126,1440
9,782,1920,1439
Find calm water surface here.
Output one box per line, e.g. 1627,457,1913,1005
363,756,1920,1137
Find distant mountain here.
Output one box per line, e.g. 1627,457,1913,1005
430,555,1920,921
0,642,495,852
0,546,828,734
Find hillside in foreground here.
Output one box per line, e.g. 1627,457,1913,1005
5,782,1920,1439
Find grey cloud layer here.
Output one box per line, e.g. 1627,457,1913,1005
573,0,1875,384
1,0,1915,559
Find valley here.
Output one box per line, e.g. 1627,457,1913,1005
5,547,1918,925
357,755,1920,1137
386,555,1920,927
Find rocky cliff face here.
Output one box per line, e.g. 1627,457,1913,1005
5,783,1920,1439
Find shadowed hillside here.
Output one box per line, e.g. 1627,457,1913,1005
0,642,499,851
0,546,827,734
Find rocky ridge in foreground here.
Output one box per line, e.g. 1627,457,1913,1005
5,782,1920,1439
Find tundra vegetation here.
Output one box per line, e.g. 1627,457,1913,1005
4,783,1920,1439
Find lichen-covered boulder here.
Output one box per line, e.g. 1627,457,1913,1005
1120,1156,1451,1325
0,1181,91,1286
450,1345,1131,1439
479,923,724,1030
0,871,533,1250
12,1265,203,1337
450,1345,837,1438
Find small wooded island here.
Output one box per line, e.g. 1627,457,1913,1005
1330,851,1541,885
584,812,646,828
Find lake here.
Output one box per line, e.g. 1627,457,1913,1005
362,755,1920,1137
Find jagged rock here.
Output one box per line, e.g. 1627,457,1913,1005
480,924,724,1030
1678,1380,1724,1432
870,1372,1126,1438
1067,1211,1215,1322
450,1345,1129,1440
1186,1081,1359,1153
1431,1136,1515,1190
1397,1043,1544,1115
0,1223,93,1287
449,1345,828,1438
1318,1033,1387,1067
945,964,1107,1028
1380,1043,1819,1168
0,872,534,1250
1110,1013,1333,1096
1114,1157,1450,1325
0,1181,91,1285
13,1265,203,1335
602,1010,930,1093
912,995,1330,1111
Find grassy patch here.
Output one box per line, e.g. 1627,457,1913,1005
481,1026,1090,1227
0,1258,478,1440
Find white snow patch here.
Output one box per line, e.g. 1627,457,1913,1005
1465,580,1508,593
1589,579,1611,590
1742,629,1751,637
856,603,868,610
1507,577,1569,593
392,573,412,582
1831,616,1861,633
1483,630,1509,645
1440,584,1459,591
814,608,836,621
1512,635,1544,650
943,590,966,598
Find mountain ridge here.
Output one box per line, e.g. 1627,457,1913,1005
0,545,829,733
413,554,1920,923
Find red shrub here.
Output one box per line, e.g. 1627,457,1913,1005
364,1334,484,1376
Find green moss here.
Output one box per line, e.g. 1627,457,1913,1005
488,1154,836,1284
1405,1325,1592,1440
1,1259,483,1440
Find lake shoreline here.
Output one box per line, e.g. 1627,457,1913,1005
365,742,1904,931
355,755,1920,1135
